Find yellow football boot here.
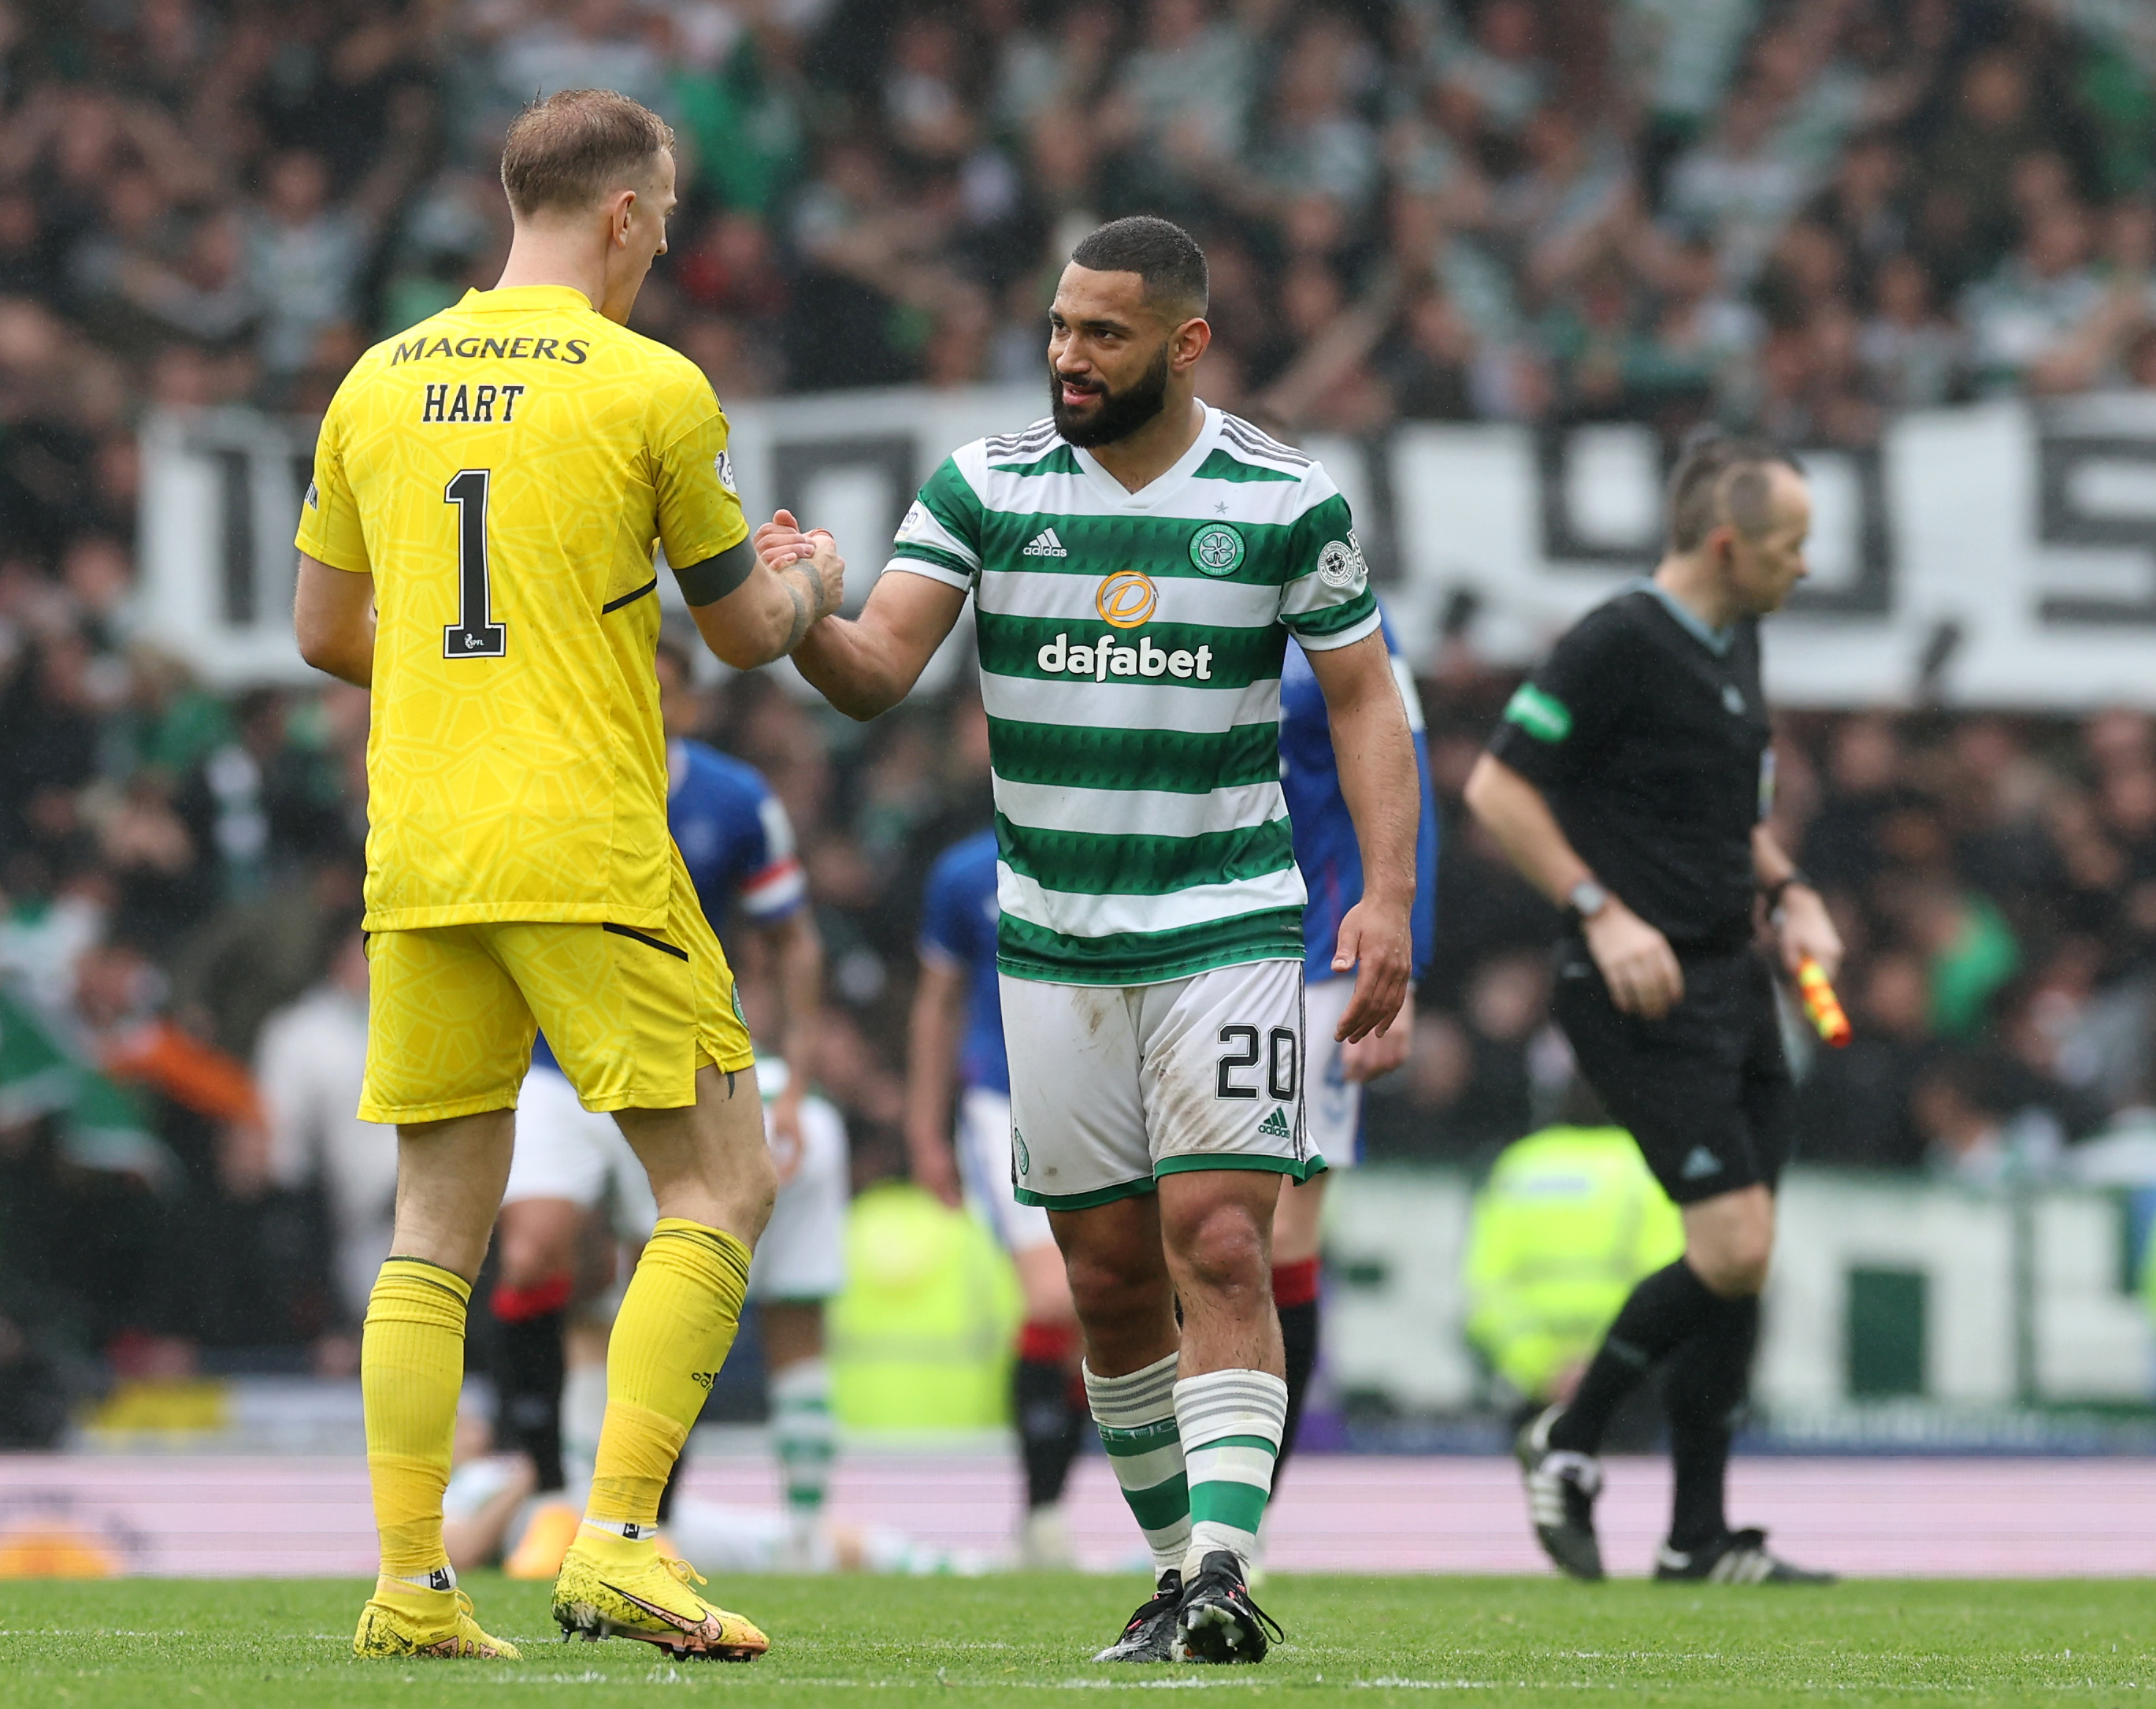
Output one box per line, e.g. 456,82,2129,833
503,1499,582,1580
551,1525,768,1660
353,1578,521,1659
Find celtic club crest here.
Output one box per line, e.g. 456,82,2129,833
1189,523,1245,576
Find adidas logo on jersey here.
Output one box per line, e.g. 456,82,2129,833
1022,528,1069,557
1257,1107,1293,1139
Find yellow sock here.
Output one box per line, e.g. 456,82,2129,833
362,1257,470,1584
585,1219,751,1529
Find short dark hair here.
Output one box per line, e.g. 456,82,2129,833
500,88,675,220
1666,431,1803,552
1069,216,1208,321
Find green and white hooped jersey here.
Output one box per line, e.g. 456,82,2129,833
887,406,1381,986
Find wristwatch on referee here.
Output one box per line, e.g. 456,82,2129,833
1761,869,1814,913
1566,878,1611,926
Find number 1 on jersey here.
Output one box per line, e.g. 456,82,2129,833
443,468,506,659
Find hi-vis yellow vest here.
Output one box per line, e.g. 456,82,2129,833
829,1183,1022,1431
1464,1125,1684,1402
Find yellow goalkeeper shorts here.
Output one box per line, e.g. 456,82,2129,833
358,854,755,1124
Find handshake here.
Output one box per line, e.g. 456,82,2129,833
755,508,846,636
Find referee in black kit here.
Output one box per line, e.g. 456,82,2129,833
1464,433,1840,1585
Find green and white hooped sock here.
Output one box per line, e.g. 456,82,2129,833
770,1355,836,1541
1174,1368,1287,1577
1083,1352,1190,1578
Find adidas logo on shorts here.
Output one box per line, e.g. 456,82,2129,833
1257,1107,1293,1139
1681,1146,1723,1180
1022,528,1070,557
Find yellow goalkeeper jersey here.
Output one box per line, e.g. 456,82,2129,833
295,284,748,933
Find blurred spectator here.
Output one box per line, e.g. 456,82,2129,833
174,689,343,905
254,925,393,1352
1793,947,1935,1170
1962,200,2106,392
1911,1049,2064,1187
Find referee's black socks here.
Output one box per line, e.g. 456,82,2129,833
1272,1257,1323,1487
1547,1259,1720,1455
492,1276,572,1493
1664,1292,1759,1551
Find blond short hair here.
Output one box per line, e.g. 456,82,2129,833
499,88,675,220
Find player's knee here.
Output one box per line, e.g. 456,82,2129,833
1692,1221,1772,1297
733,1141,779,1239
1060,1242,1159,1331
1163,1197,1269,1304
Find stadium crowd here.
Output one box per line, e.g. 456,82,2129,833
5,0,2156,1431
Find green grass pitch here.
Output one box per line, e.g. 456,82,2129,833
3,1573,2151,1707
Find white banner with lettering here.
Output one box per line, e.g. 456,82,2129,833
139,388,2156,707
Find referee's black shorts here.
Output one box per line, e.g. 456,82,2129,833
1552,940,1793,1206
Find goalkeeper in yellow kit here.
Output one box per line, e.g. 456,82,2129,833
293,88,844,1662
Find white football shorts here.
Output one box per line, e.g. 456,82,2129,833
952,1087,1054,1253
505,1062,847,1302
1000,958,1323,1209
1302,973,1363,1169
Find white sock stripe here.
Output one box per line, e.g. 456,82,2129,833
1176,1404,1286,1450
1182,1443,1277,1487
1083,1352,1180,1425
1173,1369,1289,1410
1105,1443,1186,1492
1143,1518,1193,1573
1185,1520,1260,1576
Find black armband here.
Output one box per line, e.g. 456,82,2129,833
672,537,756,607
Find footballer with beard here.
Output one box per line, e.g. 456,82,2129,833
771,215,1420,1666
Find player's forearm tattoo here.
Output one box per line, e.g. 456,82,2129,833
778,565,815,654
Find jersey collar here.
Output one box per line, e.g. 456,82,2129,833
457,284,596,314
1631,577,1735,657
1067,403,1223,511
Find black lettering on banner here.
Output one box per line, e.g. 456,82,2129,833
443,469,506,658
1216,1025,1260,1100
1536,423,1662,567
2037,425,2156,625
1782,447,1894,617
773,434,917,583
1267,1027,1298,1102
1534,425,1894,616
